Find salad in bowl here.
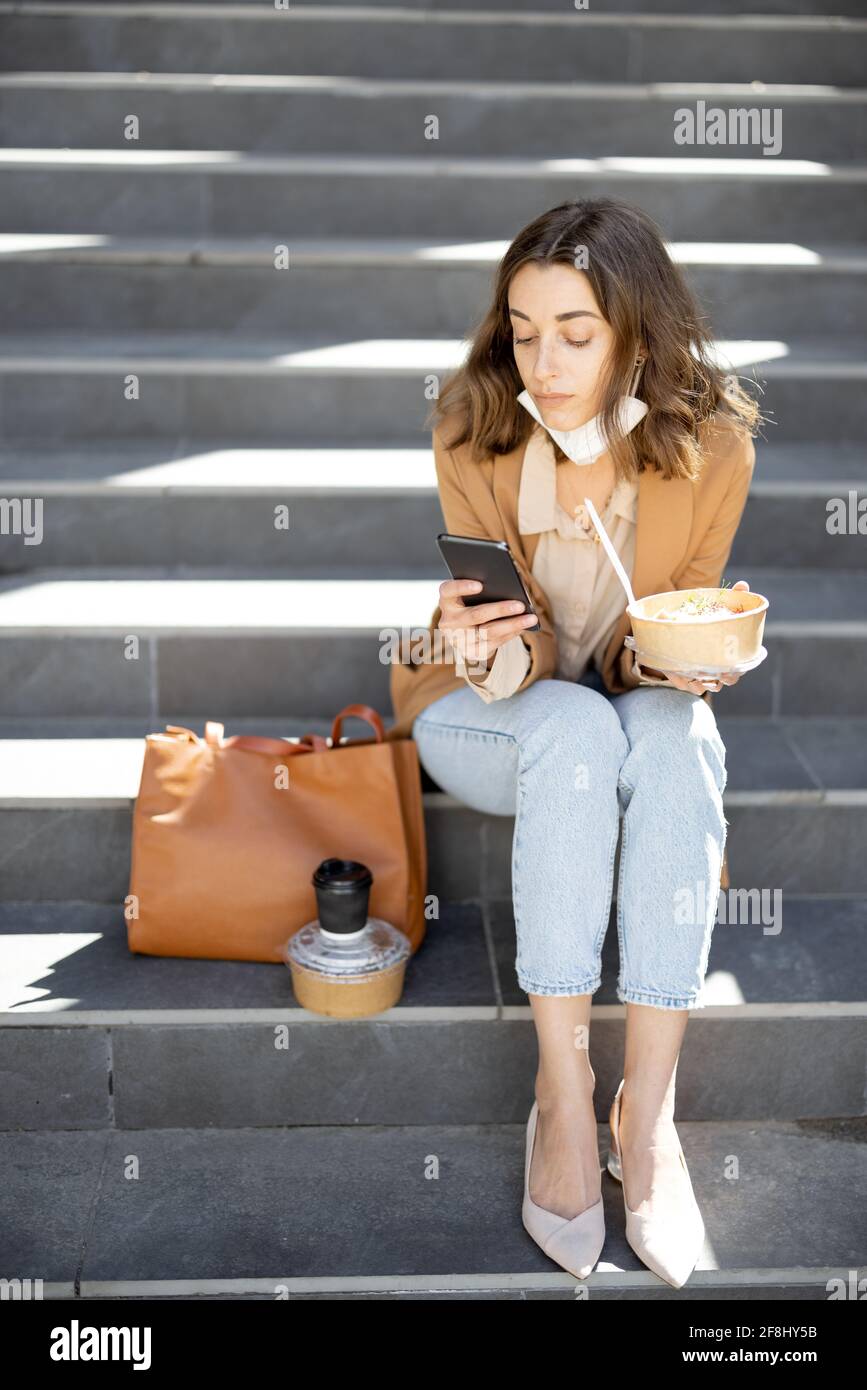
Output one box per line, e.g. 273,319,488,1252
627,582,769,674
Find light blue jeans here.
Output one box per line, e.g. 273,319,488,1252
412,665,728,1008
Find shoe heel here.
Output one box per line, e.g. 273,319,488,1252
607,1149,623,1182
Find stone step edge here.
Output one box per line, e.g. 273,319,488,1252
5,73,867,100
0,627,863,647
3,787,867,809
3,150,867,182
0,352,864,377
35,1265,855,1300
4,3,865,32
3,237,867,272
2,1001,865,1027
0,477,864,498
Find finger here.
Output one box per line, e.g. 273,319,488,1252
468,614,539,649
440,577,483,602
731,580,750,590
448,598,532,628
448,614,536,661
484,614,539,641
668,671,710,686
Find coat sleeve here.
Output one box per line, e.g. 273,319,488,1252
431,424,558,693
674,427,756,591
613,423,756,691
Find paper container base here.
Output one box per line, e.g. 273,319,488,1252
287,959,408,1018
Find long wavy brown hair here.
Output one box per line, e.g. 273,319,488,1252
428,197,762,483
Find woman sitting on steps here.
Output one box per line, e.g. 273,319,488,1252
387,195,761,1288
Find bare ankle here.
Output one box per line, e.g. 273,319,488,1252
536,1058,595,1110
618,1084,677,1145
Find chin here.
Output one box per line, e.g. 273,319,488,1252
541,402,584,428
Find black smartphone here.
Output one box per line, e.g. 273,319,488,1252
436,532,542,632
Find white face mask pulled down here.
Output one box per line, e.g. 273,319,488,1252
516,360,648,467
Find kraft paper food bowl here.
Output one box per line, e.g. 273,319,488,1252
627,587,769,672
287,959,408,1018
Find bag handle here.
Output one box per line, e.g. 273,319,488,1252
164,725,199,743
164,716,379,754
330,703,385,746
202,721,329,755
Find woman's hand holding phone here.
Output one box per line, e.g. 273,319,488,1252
438,578,539,671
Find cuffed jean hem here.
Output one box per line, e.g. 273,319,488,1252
518,974,602,998
617,986,703,1010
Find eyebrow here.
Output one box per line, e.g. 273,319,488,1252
508,308,601,322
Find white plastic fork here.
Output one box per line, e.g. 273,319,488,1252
583,495,637,610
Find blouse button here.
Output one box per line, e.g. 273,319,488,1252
572,503,601,542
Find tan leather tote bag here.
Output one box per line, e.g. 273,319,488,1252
127,704,427,962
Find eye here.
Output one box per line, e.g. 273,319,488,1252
513,336,591,348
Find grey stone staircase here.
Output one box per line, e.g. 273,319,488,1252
0,0,865,1300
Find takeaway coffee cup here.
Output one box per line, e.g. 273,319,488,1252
313,857,373,935
283,858,411,1018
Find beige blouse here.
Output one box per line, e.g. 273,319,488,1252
454,422,650,700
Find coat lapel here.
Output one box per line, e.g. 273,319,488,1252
602,463,695,675
631,465,695,600
490,443,549,608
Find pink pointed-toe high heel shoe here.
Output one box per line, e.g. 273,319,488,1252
607,1078,705,1289
522,1066,605,1280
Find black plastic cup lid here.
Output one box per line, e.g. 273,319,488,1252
312,858,374,893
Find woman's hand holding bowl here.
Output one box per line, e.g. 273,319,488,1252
640,580,752,695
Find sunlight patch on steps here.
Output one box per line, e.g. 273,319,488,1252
419,241,830,267
0,934,100,1011
0,148,249,166
669,242,823,265
104,448,436,490
0,233,109,255
0,578,440,630
0,334,794,372
547,155,834,177
709,339,789,368
0,151,843,180
0,738,146,801
700,971,748,1005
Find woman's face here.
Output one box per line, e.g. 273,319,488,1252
508,261,618,431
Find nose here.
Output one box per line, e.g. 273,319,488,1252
533,343,560,384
